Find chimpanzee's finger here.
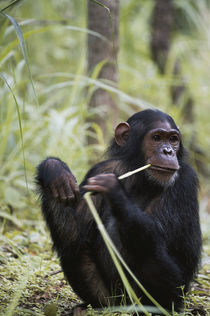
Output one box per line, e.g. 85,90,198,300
82,184,108,193
73,185,80,204
87,178,108,187
58,185,68,202
50,184,59,199
64,187,76,206
69,176,80,204
63,179,74,202
89,173,115,181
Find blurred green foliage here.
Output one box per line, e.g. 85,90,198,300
0,0,209,315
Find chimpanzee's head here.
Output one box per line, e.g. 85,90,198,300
109,109,184,187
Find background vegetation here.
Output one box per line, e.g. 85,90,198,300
0,0,209,315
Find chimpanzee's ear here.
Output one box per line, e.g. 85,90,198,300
114,122,130,146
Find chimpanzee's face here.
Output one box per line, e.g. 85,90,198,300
143,121,180,186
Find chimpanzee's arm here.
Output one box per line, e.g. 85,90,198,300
83,173,161,249
36,157,81,253
36,159,111,306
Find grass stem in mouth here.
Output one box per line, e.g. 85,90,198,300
118,164,151,180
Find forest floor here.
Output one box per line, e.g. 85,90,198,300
0,199,209,316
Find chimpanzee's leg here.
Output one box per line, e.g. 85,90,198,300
37,183,110,308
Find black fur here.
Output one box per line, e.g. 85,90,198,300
36,109,202,313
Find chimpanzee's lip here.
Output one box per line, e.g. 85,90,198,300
150,165,178,173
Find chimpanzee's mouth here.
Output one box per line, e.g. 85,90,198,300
150,165,178,173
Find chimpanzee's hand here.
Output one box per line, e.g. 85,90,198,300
38,158,80,206
82,173,121,194
49,169,80,206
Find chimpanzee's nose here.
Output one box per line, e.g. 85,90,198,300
163,147,173,155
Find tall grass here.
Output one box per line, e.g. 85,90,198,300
0,0,210,315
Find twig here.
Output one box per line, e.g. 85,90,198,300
45,270,62,278
118,164,151,180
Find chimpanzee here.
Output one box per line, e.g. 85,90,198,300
36,109,202,314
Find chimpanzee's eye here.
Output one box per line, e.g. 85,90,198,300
170,135,179,143
153,135,161,142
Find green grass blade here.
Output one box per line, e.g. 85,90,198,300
0,26,51,63
0,211,22,228
0,74,28,188
0,12,38,105
38,73,154,109
1,0,22,12
0,97,13,163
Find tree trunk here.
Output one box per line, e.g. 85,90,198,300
150,0,206,174
87,0,119,142
150,0,173,74
170,60,194,123
150,0,194,121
